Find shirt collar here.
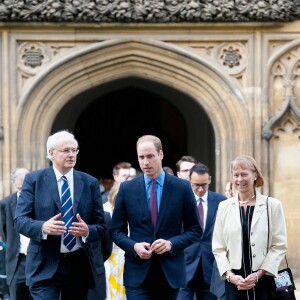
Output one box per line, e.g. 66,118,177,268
194,190,208,203
53,166,73,182
144,170,165,186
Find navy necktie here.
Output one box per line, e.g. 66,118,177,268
61,176,76,250
198,198,204,229
150,179,158,228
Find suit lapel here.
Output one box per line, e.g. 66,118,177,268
231,195,242,227
155,174,172,230
73,170,84,214
251,192,266,229
10,193,17,216
203,191,215,237
43,168,61,209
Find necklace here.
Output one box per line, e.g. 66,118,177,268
239,194,255,205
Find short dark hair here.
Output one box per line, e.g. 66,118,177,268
189,163,210,177
176,155,198,171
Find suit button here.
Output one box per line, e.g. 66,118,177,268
251,232,253,235
253,254,256,258
252,243,255,246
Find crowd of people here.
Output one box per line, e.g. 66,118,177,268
0,130,288,300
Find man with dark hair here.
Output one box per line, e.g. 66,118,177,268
176,156,198,180
177,163,226,300
110,135,202,299
102,162,132,204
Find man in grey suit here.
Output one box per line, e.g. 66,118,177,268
14,130,106,300
0,168,31,300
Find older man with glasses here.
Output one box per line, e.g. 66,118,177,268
14,130,106,300
177,163,227,300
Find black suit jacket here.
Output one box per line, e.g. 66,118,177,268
0,193,20,286
87,211,112,300
13,167,106,288
110,172,202,289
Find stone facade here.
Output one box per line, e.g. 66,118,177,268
0,2,300,276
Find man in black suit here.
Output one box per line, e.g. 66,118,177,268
177,163,226,300
14,130,106,300
87,211,112,300
0,168,31,300
110,135,202,300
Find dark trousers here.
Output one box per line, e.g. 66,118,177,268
9,254,32,300
29,249,91,300
126,256,178,300
87,273,106,300
177,259,217,300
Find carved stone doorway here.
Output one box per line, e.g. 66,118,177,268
51,77,215,185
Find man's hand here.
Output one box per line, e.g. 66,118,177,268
151,239,172,254
42,213,66,235
68,213,89,237
134,242,153,260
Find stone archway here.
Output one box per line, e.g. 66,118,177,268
16,38,249,190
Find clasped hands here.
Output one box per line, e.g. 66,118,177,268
42,213,88,237
134,239,172,259
230,273,258,290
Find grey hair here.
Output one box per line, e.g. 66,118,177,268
11,168,30,183
46,130,78,160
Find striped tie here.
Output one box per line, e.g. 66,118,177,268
61,176,76,250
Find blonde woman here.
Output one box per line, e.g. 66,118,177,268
104,183,126,300
212,155,287,300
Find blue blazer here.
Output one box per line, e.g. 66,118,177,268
109,172,202,289
13,167,106,287
184,191,226,284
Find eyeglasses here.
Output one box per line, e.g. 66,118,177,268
56,149,79,155
191,183,209,189
180,169,190,173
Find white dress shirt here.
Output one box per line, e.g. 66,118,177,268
194,191,208,231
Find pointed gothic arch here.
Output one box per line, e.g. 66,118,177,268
15,38,250,189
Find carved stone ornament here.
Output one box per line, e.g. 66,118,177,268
18,42,51,75
217,43,246,75
262,74,300,140
0,0,299,23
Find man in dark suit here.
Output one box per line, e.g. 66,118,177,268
14,130,106,300
177,163,226,300
0,168,31,300
110,135,202,300
87,211,112,300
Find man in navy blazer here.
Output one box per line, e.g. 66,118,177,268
14,130,106,300
110,135,202,300
177,163,226,300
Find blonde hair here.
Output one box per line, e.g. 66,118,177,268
108,182,121,210
231,155,264,187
